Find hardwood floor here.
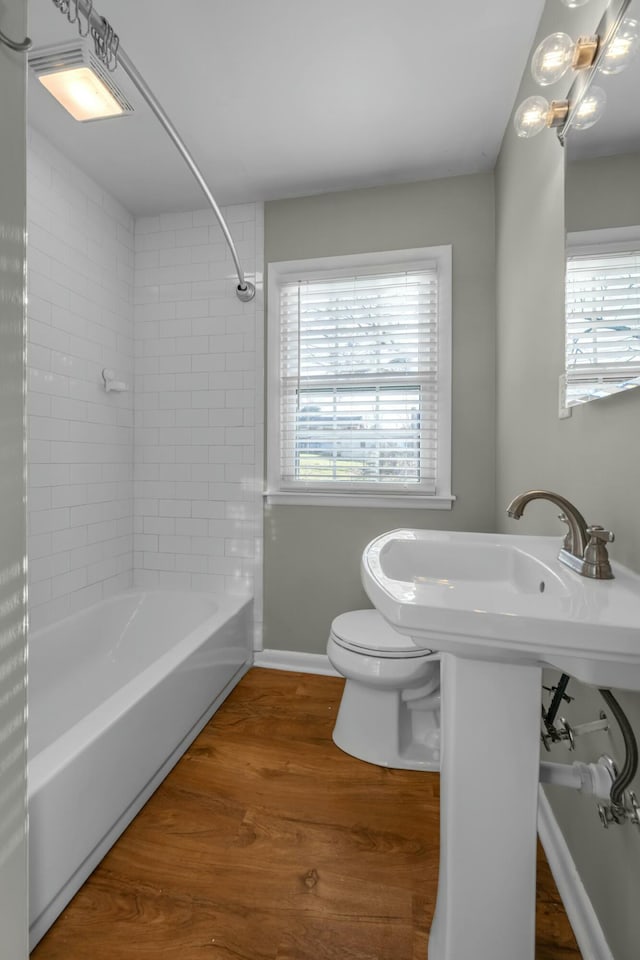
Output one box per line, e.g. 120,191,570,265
32,668,582,959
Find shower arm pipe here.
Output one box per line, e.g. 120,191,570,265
71,1,255,303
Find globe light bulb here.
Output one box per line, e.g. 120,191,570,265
599,18,640,75
572,86,607,130
514,96,551,138
531,33,574,85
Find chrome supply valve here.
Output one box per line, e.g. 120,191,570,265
598,804,612,828
595,757,640,831
541,717,577,751
598,800,635,828
540,702,608,751
557,713,609,750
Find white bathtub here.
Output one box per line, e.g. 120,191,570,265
28,589,252,948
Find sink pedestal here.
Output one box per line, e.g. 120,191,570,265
428,654,542,960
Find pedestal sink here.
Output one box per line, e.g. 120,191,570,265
361,529,640,960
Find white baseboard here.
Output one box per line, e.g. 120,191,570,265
253,649,340,677
537,787,613,960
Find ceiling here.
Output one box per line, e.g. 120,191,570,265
27,0,546,215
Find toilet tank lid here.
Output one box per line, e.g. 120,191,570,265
330,609,432,656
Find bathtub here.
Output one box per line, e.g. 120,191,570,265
28,589,252,949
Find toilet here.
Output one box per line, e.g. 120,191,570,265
327,609,440,771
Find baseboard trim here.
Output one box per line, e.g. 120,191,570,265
537,787,613,960
253,649,340,677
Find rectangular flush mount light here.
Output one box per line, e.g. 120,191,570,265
29,43,134,123
39,66,124,122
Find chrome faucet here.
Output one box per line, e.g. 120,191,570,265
507,489,615,580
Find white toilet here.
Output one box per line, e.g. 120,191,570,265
327,609,441,770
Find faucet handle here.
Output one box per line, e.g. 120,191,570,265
586,525,615,544
584,526,615,580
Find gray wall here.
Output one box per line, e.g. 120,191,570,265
495,3,640,958
264,175,496,652
0,1,29,957
566,151,640,233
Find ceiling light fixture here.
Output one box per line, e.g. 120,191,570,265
38,65,124,121
514,0,636,141
29,42,134,122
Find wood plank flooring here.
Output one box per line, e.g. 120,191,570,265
32,668,582,959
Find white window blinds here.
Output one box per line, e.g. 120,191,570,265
566,248,640,402
277,267,440,493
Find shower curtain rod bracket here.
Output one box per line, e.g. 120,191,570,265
236,281,256,303
0,27,32,52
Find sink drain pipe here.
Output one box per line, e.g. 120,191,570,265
539,757,614,799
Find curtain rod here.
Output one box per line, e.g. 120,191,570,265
52,0,256,302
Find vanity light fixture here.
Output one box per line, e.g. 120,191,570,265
514,0,635,140
531,19,639,87
514,86,606,138
570,84,607,128
598,17,640,74
513,95,569,138
531,31,598,86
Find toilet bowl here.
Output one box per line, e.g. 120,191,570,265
327,609,440,771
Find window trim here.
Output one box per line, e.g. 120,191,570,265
266,247,453,508
567,225,640,257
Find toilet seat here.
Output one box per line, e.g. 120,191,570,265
330,609,432,659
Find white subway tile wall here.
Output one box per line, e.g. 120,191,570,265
133,205,264,643
27,129,135,632
27,127,264,645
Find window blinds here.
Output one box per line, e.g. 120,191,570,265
278,268,439,491
566,249,640,400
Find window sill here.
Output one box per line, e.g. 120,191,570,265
264,492,456,509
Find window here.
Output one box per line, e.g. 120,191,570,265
565,227,640,405
267,247,452,507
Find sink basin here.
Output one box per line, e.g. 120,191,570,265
362,528,640,691
375,534,569,594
